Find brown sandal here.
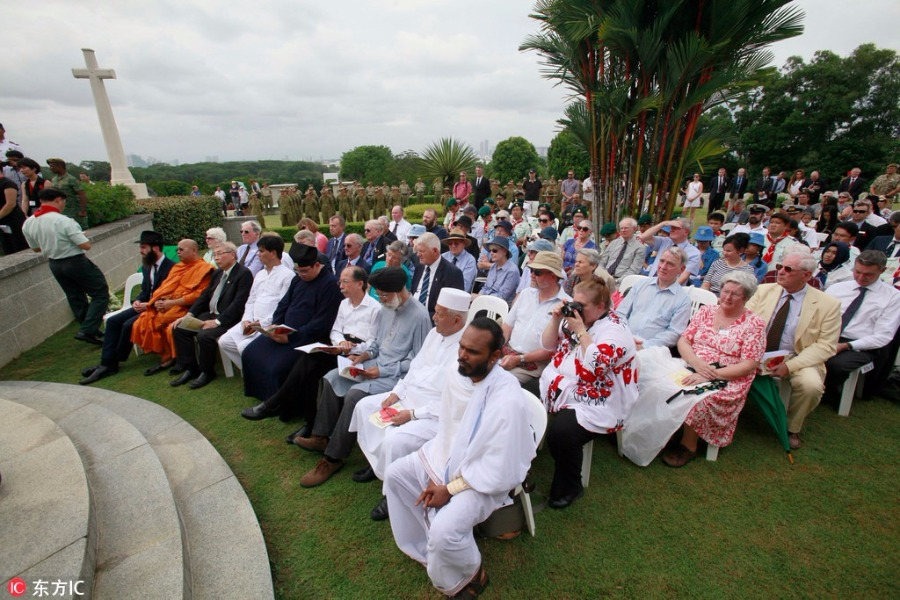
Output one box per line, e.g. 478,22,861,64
662,444,697,468
450,565,489,599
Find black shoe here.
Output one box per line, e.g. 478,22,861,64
144,362,171,376
79,365,118,385
74,331,103,345
549,488,584,510
169,365,187,375
241,402,280,421
370,496,389,521
81,365,100,378
170,371,195,387
352,466,377,483
188,372,215,389
285,423,312,444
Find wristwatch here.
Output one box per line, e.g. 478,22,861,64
519,354,526,366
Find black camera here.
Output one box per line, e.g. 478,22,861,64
561,301,584,318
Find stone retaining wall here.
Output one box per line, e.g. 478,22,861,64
0,213,153,368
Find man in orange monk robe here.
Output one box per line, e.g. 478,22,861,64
131,238,214,371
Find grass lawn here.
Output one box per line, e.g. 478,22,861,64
2,322,897,599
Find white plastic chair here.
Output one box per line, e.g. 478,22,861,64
721,223,736,233
221,348,237,378
838,362,873,417
102,272,143,324
467,294,509,325
515,390,547,537
581,430,623,487
619,274,647,297
687,286,718,317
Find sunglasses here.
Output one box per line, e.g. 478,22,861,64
240,230,252,234
539,218,550,223
577,226,592,232
531,269,549,276
852,209,867,214
489,248,503,254
774,264,800,273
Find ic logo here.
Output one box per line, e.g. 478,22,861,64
6,578,27,597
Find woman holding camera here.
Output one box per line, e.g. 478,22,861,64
539,279,638,509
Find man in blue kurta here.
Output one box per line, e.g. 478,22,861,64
294,266,432,487
241,243,343,402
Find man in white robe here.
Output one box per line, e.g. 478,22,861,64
217,235,295,370
384,318,536,598
349,288,471,521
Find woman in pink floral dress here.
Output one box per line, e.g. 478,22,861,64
539,279,638,508
662,271,766,467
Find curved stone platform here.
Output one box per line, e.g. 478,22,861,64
0,382,273,600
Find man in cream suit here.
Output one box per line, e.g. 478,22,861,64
746,246,842,449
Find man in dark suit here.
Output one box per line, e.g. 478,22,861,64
708,167,730,213
326,215,347,271
867,211,900,258
79,230,174,385
838,167,867,199
472,165,492,210
335,233,371,274
170,241,253,389
753,166,775,207
361,219,389,265
730,167,749,203
410,232,464,318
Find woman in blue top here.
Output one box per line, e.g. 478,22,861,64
562,221,596,272
368,240,413,300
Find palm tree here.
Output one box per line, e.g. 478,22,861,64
418,138,479,189
522,0,804,221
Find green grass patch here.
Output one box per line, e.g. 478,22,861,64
1,323,897,598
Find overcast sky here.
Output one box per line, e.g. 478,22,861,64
5,0,898,166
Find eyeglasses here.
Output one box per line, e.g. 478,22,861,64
852,209,867,214
364,229,372,233
577,226,592,232
531,269,549,277
774,264,800,273
240,230,252,234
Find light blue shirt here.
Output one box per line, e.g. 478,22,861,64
647,237,701,277
480,260,520,305
615,278,691,348
442,249,477,292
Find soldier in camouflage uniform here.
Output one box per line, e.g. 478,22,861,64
399,180,411,206
280,189,302,227
373,186,388,218
389,185,402,209
319,188,335,223
366,181,376,202
302,187,319,221
414,177,426,204
250,193,267,229
354,185,370,221
490,179,501,202
337,185,353,220
432,177,443,201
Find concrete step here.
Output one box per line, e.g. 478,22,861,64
0,386,184,600
0,398,92,591
0,381,274,600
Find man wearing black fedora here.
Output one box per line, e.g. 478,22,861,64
80,230,174,385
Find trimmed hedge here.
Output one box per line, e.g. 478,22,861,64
135,195,222,245
85,182,136,227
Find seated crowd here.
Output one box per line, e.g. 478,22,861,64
46,174,898,600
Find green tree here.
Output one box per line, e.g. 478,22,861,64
388,149,422,186
732,44,900,183
418,138,479,188
547,129,590,179
521,0,803,223
339,145,393,183
490,136,540,184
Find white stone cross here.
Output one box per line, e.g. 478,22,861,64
72,48,148,198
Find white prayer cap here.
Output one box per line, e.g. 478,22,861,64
437,288,471,312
